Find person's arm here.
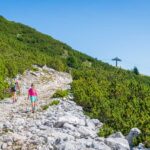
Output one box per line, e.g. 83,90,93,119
17,83,21,95
27,90,30,100
35,90,38,100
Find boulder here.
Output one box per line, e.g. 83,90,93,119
13,118,25,126
85,119,96,130
109,132,125,138
126,128,141,146
77,126,97,138
105,137,130,150
63,123,76,131
2,135,13,143
57,141,85,150
12,133,26,143
92,141,111,150
54,115,85,128
1,143,7,149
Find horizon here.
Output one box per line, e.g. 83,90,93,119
1,0,150,75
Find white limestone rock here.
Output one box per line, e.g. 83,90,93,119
55,115,85,128
126,128,141,146
105,137,130,150
109,132,125,139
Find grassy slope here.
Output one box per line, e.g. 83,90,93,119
0,16,150,146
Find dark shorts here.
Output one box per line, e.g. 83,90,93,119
11,87,16,92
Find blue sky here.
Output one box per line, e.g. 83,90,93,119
0,0,150,75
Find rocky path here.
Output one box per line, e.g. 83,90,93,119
0,66,73,149
0,66,144,150
0,66,71,121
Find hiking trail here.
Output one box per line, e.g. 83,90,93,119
0,66,144,150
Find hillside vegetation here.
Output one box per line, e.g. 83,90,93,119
0,16,150,146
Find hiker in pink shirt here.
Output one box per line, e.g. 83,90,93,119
28,83,38,113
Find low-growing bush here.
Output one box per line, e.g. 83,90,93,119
98,124,114,137
42,105,49,110
49,100,60,106
31,67,39,72
52,90,69,98
42,100,60,110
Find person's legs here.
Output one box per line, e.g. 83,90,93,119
34,97,38,108
30,96,36,113
31,102,35,113
12,92,14,103
12,92,16,103
14,92,17,102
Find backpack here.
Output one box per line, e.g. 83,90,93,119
10,80,16,92
11,86,16,92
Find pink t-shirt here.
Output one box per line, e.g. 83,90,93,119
28,88,38,96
